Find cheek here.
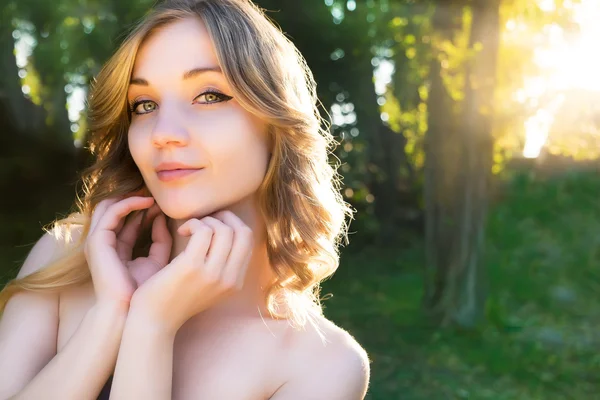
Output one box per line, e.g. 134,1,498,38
221,130,269,172
127,129,147,167
127,130,156,187
207,110,269,157
205,118,269,184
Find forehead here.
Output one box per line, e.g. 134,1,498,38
132,17,220,77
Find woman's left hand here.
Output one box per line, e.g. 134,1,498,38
128,210,254,336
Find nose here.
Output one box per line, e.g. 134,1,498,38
151,114,190,148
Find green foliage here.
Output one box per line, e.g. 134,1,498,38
321,169,600,399
6,0,596,243
6,0,155,139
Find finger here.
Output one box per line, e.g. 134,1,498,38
235,255,252,289
114,204,147,234
96,197,154,233
211,211,251,233
113,200,153,235
89,198,120,235
224,226,254,288
148,213,172,267
142,202,162,230
177,219,213,265
212,212,254,287
200,217,234,275
125,188,148,198
115,211,145,261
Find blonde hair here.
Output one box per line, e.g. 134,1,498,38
0,0,353,328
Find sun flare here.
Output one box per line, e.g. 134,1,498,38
521,0,600,158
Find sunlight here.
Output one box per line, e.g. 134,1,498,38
522,95,565,158
13,19,86,144
522,0,600,158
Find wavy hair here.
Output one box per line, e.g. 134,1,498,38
0,0,353,328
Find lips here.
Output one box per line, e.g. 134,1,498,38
155,162,203,182
157,168,202,182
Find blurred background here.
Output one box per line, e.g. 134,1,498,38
1,0,599,398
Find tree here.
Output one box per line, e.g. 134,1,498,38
423,0,500,328
0,1,45,138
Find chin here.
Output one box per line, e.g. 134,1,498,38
151,195,206,220
160,205,214,221
153,187,258,222
148,187,208,220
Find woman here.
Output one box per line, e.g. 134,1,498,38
0,0,370,399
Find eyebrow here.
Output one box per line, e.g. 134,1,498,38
129,66,222,86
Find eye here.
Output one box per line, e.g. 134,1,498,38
130,100,157,115
194,90,233,105
128,90,233,116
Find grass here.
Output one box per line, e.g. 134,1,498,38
321,169,600,399
2,168,599,399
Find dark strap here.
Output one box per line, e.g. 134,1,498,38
97,374,113,400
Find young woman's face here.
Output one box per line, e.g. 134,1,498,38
127,17,270,220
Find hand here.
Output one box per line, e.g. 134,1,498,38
129,211,254,335
84,196,172,309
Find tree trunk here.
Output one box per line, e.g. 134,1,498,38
0,10,48,138
423,0,500,328
0,18,40,135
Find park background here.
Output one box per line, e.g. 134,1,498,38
1,0,599,398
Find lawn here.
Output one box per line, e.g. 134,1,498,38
322,169,600,399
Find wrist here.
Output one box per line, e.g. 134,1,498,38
126,300,179,340
93,299,130,320
87,301,129,351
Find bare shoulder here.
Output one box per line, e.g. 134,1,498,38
15,220,84,279
272,315,371,400
3,219,85,313
0,219,85,398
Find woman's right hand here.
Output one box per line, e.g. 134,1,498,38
84,196,173,309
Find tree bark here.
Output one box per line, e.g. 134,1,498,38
423,0,500,328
